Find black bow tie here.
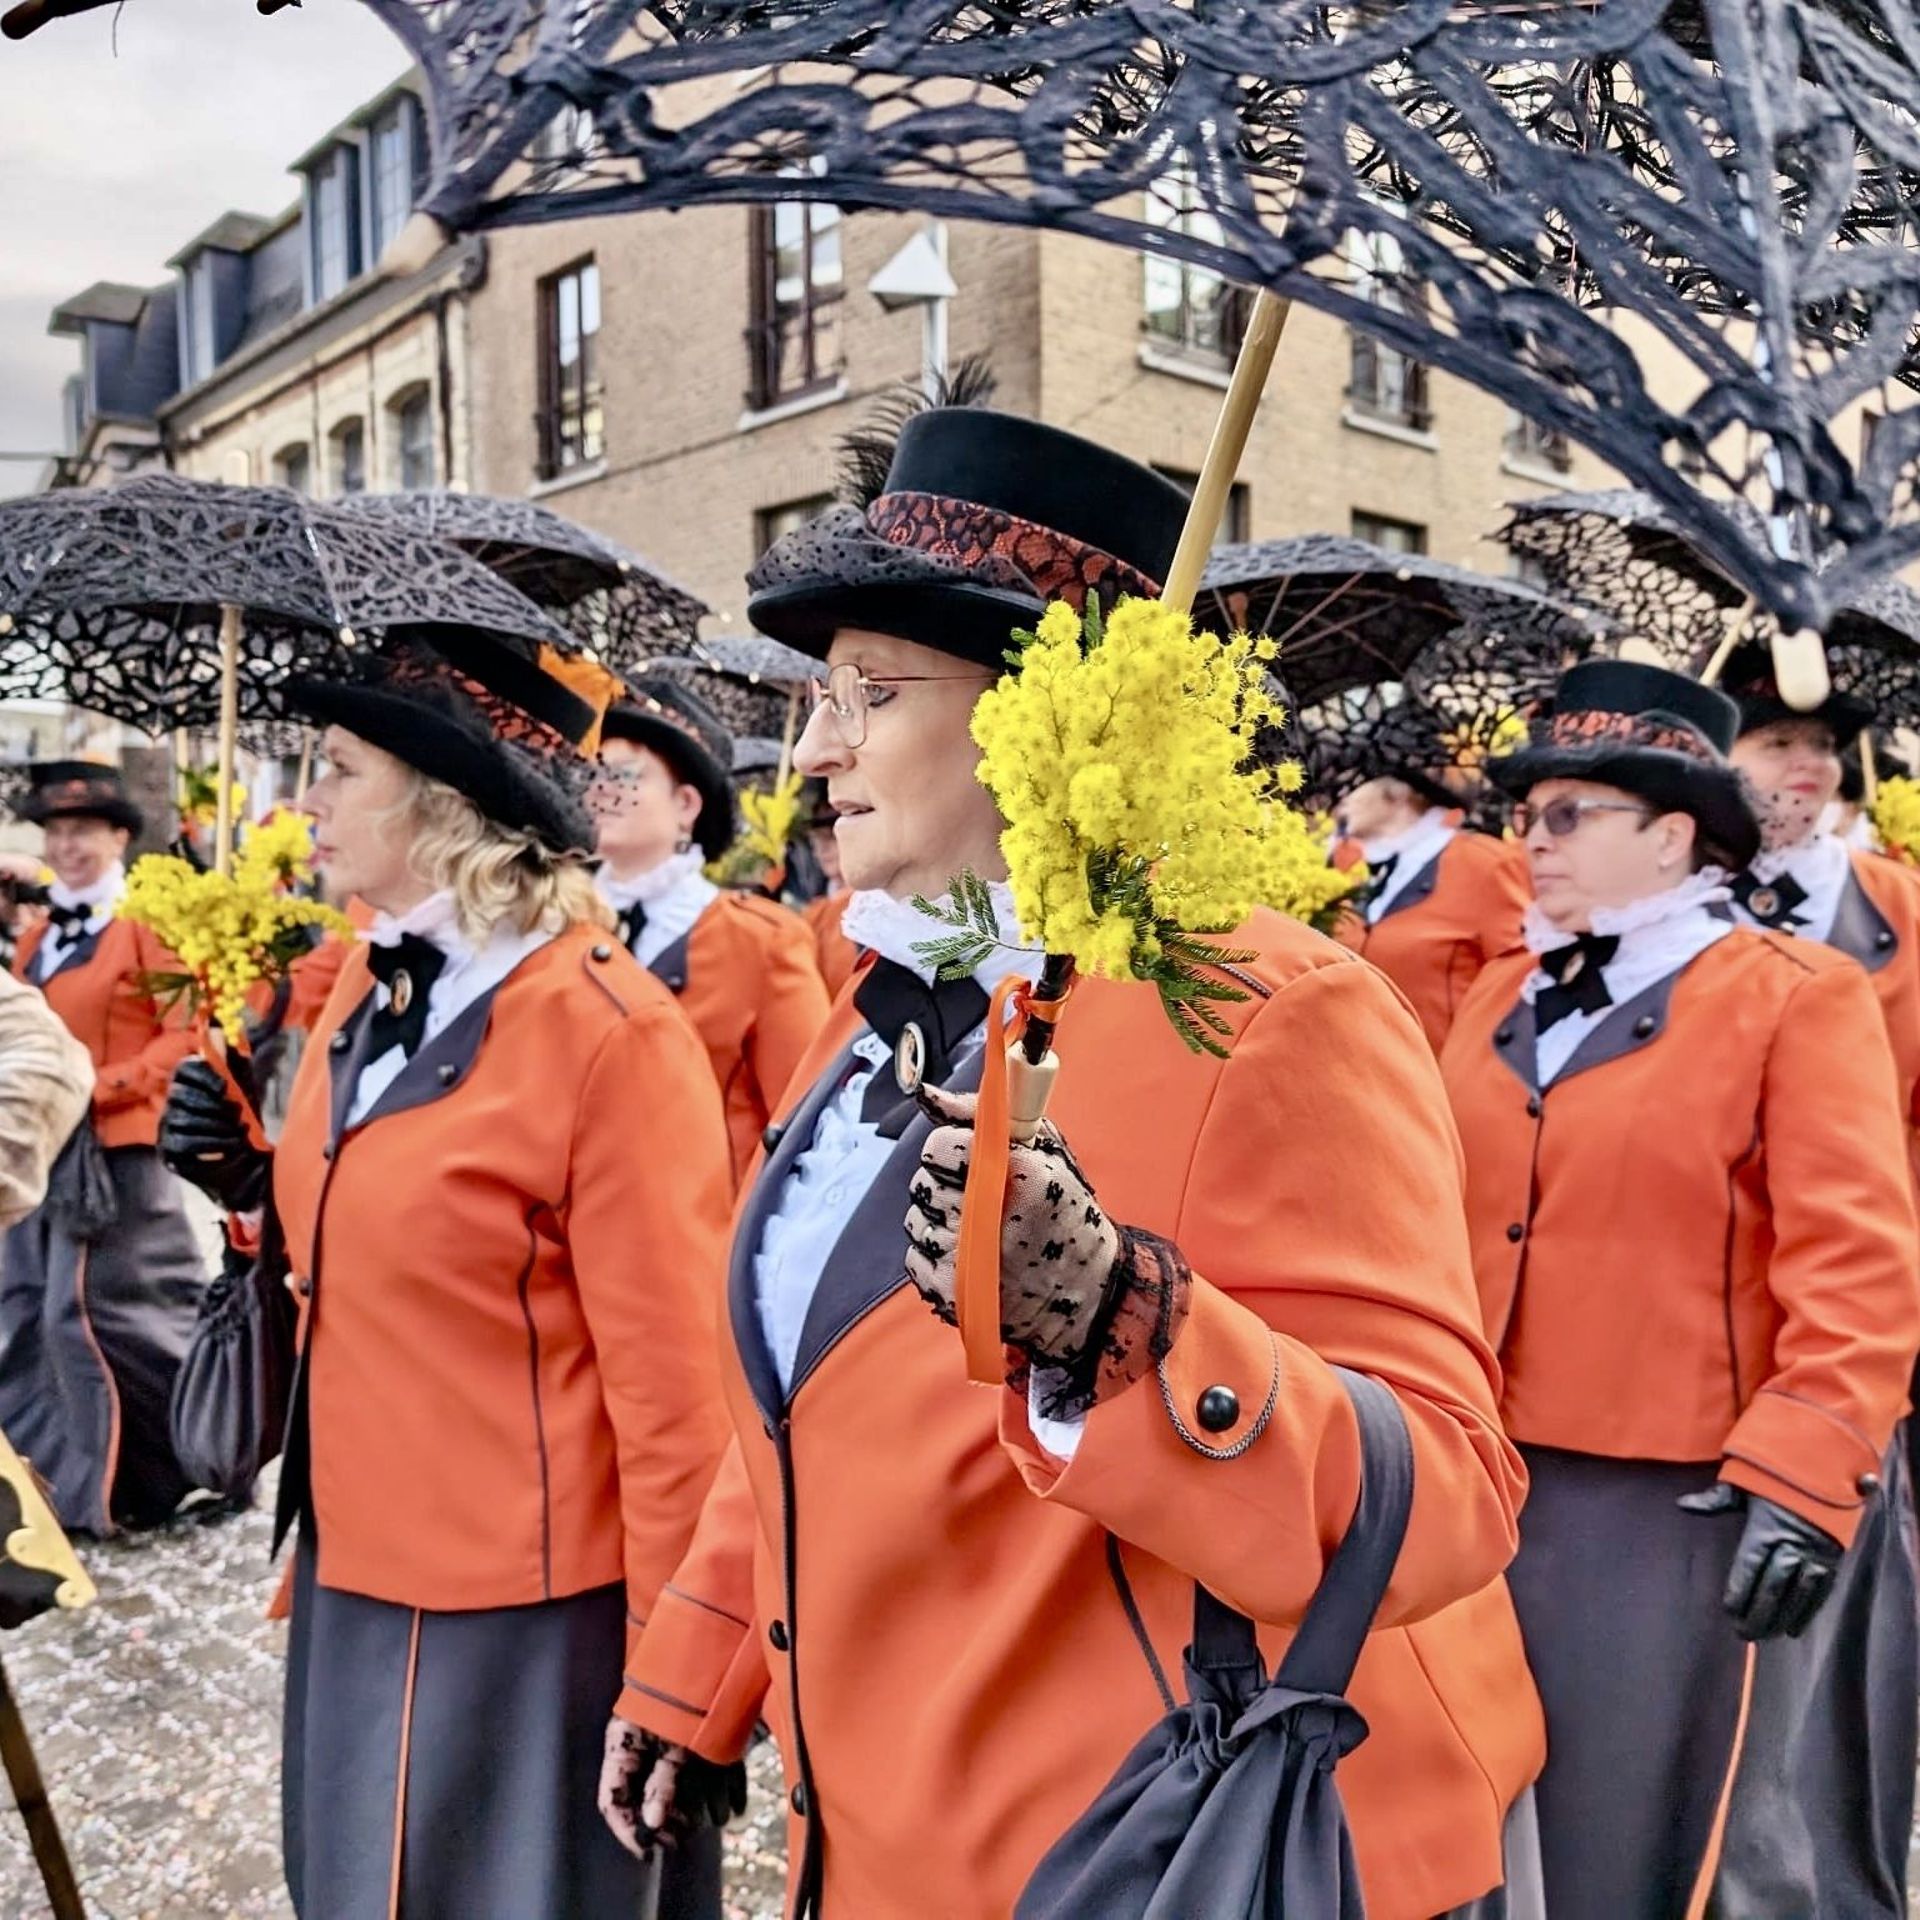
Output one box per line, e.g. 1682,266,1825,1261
1535,932,1621,1032
1731,868,1810,931
365,934,450,1062
1359,853,1400,911
616,901,646,951
47,902,94,939
852,958,990,1132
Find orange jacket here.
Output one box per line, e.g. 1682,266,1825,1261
271,926,733,1661
648,894,830,1185
1336,832,1530,1053
1442,930,1920,1546
14,917,196,1150
625,914,1541,1920
1831,849,1920,1141
800,890,856,999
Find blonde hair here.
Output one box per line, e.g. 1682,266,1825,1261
394,768,613,944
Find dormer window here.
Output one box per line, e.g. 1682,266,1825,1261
310,146,363,303
370,100,420,262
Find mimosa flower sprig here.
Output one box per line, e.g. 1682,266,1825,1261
178,766,248,832
708,767,807,888
1872,776,1920,865
122,811,351,1032
913,595,1304,1057
739,767,805,867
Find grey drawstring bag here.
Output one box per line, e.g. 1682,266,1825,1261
1017,1369,1413,1920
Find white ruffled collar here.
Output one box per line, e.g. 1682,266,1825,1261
1524,868,1732,956
1748,831,1849,889
49,862,124,916
367,888,469,961
841,881,1043,993
596,847,706,913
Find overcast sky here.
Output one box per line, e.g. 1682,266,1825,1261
0,0,407,497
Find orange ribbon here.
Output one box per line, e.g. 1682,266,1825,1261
955,975,1035,1385
198,1022,270,1155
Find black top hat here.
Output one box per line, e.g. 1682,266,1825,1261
1719,639,1874,748
1489,658,1761,868
16,761,143,836
288,626,598,854
746,408,1192,670
600,674,737,863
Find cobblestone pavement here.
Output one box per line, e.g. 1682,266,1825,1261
0,1484,788,1920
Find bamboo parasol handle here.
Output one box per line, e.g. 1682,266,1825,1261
1161,291,1293,617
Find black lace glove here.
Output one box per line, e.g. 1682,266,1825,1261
598,1718,748,1859
1677,1481,1844,1640
160,1057,270,1212
904,1083,1191,1418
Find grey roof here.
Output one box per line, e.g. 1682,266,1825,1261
166,211,276,270
48,283,148,335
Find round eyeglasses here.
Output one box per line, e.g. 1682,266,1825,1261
805,661,995,748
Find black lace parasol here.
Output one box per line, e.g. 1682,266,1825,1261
308,0,1920,634
327,489,708,672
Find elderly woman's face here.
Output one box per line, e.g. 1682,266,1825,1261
1520,776,1697,932
305,726,425,915
793,628,1002,903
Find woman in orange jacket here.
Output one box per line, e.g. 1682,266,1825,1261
600,407,1545,1920
1441,659,1920,1920
0,761,205,1534
1705,641,1920,1916
161,628,737,1920
1328,712,1530,1052
594,675,830,1186
796,779,857,997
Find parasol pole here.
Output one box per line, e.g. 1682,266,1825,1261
1697,597,1755,688
213,604,241,879
292,734,315,809
1009,290,1293,1107
959,288,1297,1385
1861,729,1880,808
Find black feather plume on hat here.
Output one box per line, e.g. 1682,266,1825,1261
836,354,1000,508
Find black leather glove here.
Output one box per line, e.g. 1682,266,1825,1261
1677,1481,1844,1641
160,1057,271,1212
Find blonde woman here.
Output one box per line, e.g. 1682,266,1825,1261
161,628,738,1919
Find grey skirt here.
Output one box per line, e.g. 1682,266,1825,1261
1710,1429,1917,1918
284,1535,721,1920
0,1143,202,1533
1508,1446,1750,1920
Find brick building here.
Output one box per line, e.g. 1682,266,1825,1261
41,63,1896,655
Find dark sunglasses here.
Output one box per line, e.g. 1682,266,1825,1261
1511,797,1654,839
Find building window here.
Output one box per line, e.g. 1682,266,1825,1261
391,385,434,489
1509,550,1551,591
1153,466,1250,547
1142,168,1247,364
537,259,604,479
179,259,217,387
533,104,595,168
1352,510,1426,555
310,145,363,302
274,443,312,495
755,494,834,556
748,167,844,408
330,418,366,495
1346,228,1431,432
370,103,418,261
1507,412,1571,472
